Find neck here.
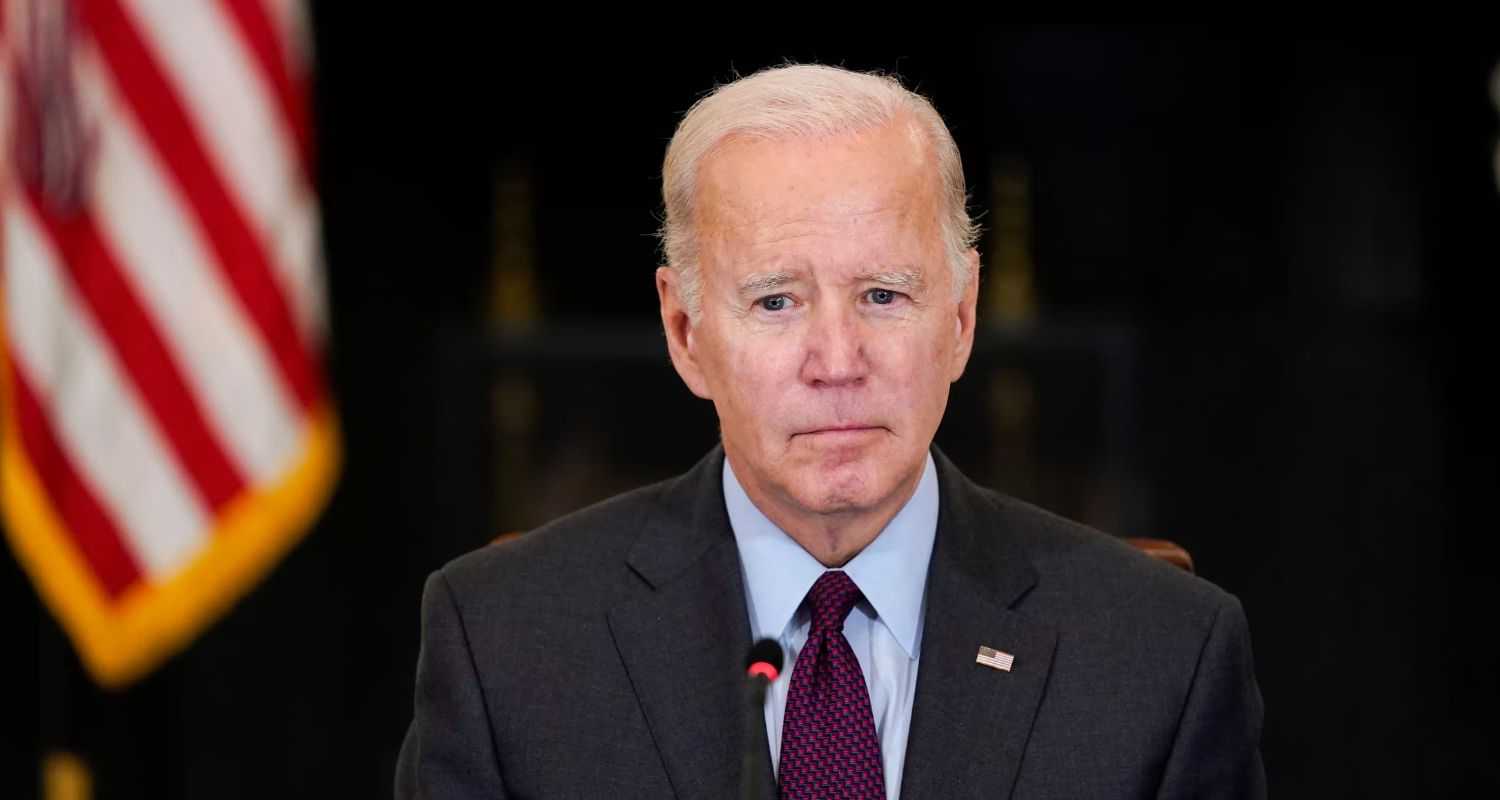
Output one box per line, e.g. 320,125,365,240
730,456,925,568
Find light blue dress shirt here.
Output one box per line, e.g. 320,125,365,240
724,453,939,800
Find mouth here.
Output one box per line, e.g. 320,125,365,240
795,424,885,438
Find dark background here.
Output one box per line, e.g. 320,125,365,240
3,22,1498,797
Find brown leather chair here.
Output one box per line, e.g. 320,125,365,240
1126,538,1195,573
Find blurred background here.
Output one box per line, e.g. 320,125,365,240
3,12,1498,798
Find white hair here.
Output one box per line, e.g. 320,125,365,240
658,64,980,316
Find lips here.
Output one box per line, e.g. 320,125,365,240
795,424,884,437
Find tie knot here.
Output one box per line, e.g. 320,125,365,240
805,570,863,635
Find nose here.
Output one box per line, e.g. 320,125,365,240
799,304,869,388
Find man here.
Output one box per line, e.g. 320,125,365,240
396,64,1265,799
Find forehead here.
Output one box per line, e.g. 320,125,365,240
692,119,944,270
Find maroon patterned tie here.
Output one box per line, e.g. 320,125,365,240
778,570,886,799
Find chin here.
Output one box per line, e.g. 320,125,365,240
797,461,884,515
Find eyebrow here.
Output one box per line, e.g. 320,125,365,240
855,270,925,291
734,268,926,299
736,271,799,298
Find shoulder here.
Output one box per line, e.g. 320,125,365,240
943,478,1265,795
964,477,1242,640
968,484,1260,727
432,473,675,617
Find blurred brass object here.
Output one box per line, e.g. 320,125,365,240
491,375,539,530
987,367,1037,433
1491,61,1500,193
492,376,538,437
985,366,1040,515
43,752,92,800
985,157,1037,323
492,269,540,328
490,159,539,327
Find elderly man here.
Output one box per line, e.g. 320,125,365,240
396,64,1265,799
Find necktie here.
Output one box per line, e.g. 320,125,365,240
778,570,886,800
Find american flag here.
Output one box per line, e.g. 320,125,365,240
0,0,337,689
976,645,1015,672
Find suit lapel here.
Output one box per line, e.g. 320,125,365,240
607,448,776,800
899,451,1058,799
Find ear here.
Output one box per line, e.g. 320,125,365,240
948,248,981,383
657,266,713,399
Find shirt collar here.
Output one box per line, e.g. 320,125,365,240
724,452,939,659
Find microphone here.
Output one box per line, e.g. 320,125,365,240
741,638,784,800
745,638,784,694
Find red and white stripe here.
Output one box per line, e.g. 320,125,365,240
2,0,326,600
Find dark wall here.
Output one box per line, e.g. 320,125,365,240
3,23,1496,797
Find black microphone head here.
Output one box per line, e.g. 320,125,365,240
745,638,784,678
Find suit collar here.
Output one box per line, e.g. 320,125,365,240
928,446,1039,610
622,446,735,589
896,447,1057,799
610,445,1055,799
623,444,1033,602
609,446,776,799
724,451,939,660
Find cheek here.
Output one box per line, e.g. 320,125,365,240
883,325,954,409
720,337,799,410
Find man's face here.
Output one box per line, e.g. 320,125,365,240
659,117,978,549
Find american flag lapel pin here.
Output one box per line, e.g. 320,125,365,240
976,645,1015,672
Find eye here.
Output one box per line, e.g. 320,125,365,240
758,294,790,312
867,289,898,305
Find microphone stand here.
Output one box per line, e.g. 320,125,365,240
741,673,772,800
741,639,783,800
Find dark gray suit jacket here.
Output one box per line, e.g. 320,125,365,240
396,447,1265,798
